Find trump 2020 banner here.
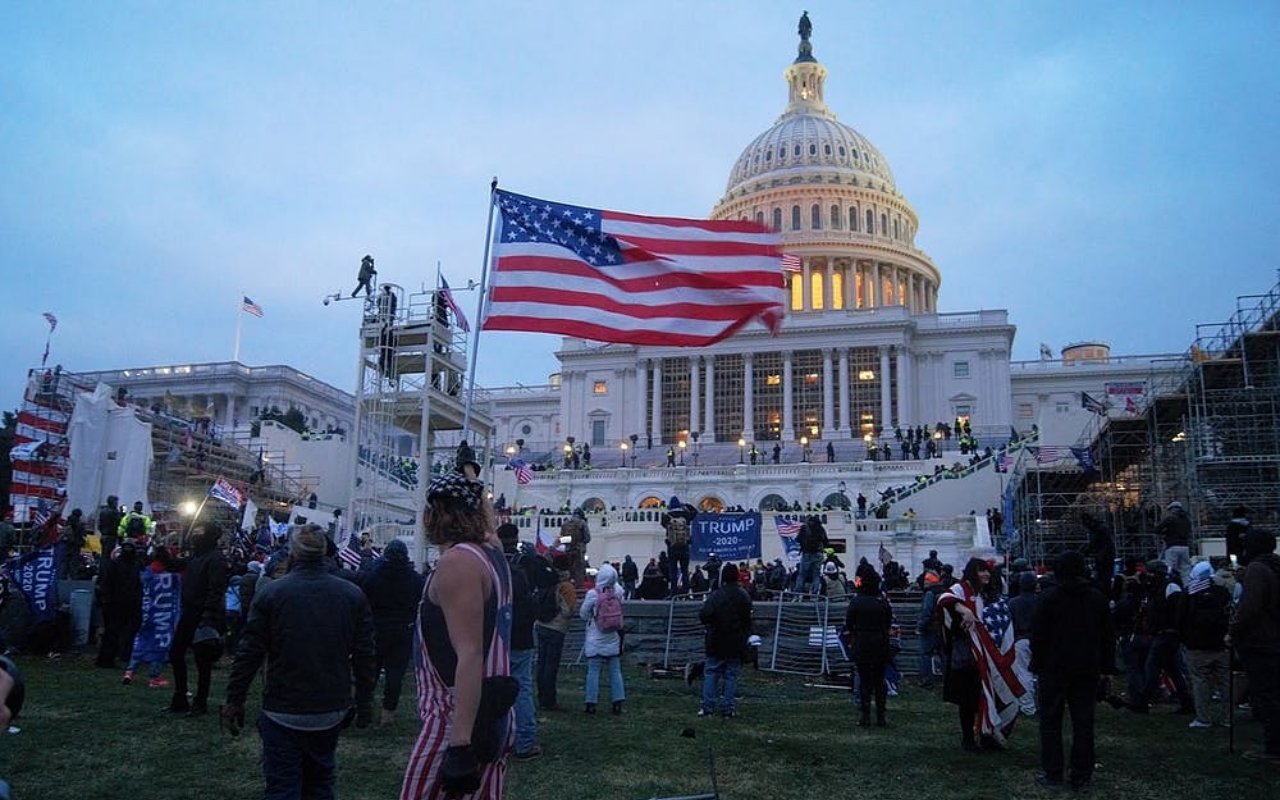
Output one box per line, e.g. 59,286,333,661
4,543,63,623
131,570,182,664
691,512,762,561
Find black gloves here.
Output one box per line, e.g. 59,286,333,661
355,704,372,729
440,745,481,795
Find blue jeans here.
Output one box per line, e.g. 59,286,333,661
917,630,938,683
794,552,823,594
258,714,341,800
584,655,625,704
700,656,741,715
510,648,538,754
1141,633,1192,708
535,626,566,710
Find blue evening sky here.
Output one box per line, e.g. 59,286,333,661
2,2,1277,407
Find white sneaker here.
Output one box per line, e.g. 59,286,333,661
1188,719,1212,729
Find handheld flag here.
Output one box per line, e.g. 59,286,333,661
774,516,803,567
440,277,470,332
209,478,244,510
509,457,533,485
1081,392,1106,415
484,189,786,346
338,532,363,570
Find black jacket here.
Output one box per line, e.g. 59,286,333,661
180,545,228,632
226,560,376,714
97,554,142,618
844,593,892,663
699,583,753,660
358,556,425,638
1030,578,1115,677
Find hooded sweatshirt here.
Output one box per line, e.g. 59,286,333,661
1231,552,1280,653
581,563,621,657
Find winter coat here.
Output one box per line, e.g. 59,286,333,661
180,541,229,632
1230,553,1280,653
1030,578,1115,677
358,555,425,641
580,563,621,657
699,582,752,660
844,592,892,664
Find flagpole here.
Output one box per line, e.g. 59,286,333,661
233,293,244,363
461,178,499,441
185,494,212,538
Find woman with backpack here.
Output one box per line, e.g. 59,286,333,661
581,563,626,714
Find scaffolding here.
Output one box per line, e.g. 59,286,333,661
1011,277,1280,565
346,281,494,557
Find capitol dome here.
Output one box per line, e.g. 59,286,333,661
711,14,940,318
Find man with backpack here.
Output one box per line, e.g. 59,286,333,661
498,524,544,760
663,496,695,593
534,554,578,712
1177,560,1232,729
792,517,828,596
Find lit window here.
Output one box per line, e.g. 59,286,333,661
858,370,875,381
953,361,970,378
593,380,607,395
831,271,844,309
766,374,782,386
810,272,824,310
790,272,804,311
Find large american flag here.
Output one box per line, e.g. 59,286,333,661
483,189,787,346
938,581,1025,745
1034,446,1068,465
774,516,803,567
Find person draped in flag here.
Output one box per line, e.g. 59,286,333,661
937,557,1026,752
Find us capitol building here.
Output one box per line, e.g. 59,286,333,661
479,18,1177,524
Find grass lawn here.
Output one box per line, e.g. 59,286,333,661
2,652,1276,800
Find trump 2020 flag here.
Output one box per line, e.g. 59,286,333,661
484,189,786,346
209,477,244,510
5,544,63,623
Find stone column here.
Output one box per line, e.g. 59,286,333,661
907,273,916,314
824,259,834,310
821,348,835,438
871,262,881,308
838,348,850,436
896,348,911,426
689,356,701,437
843,260,855,310
636,360,648,442
781,350,795,440
742,352,755,440
879,346,892,430
650,358,663,445
801,258,812,311
703,355,716,442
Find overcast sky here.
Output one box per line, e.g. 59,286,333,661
3,2,1278,408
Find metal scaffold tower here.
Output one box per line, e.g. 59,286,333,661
346,280,494,560
1011,276,1280,566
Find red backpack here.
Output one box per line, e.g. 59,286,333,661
594,585,624,633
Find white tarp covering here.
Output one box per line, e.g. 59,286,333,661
66,384,154,518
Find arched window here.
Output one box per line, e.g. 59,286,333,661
790,271,804,311
791,205,801,231
830,205,841,230
755,211,765,227
809,143,817,155
779,146,786,160
881,214,888,236
765,151,772,162
831,270,844,309
893,218,899,239
810,271,824,310
866,210,875,234
824,144,831,156
838,145,846,157
849,207,858,231
772,208,783,232
811,204,822,230
793,145,801,157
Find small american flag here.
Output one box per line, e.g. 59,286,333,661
780,254,801,272
509,457,533,485
440,277,470,332
242,296,264,318
774,517,803,537
1034,446,1067,464
209,477,244,510
338,532,363,570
